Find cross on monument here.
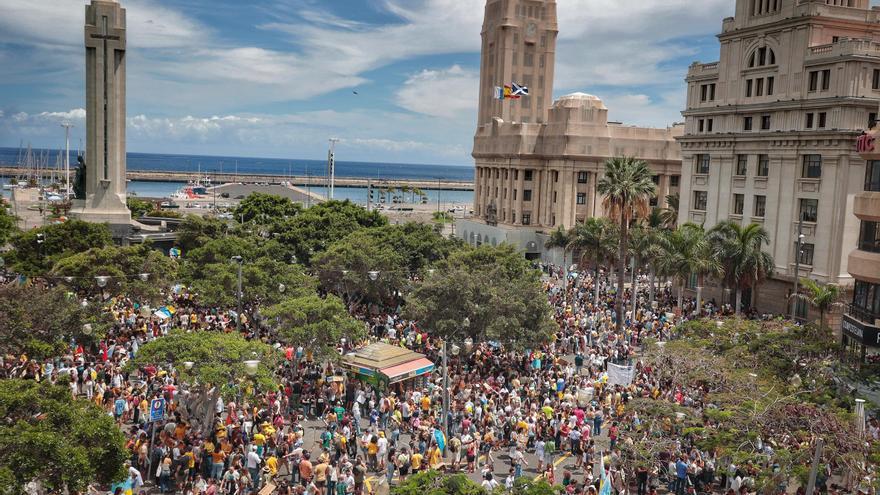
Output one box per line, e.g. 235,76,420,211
84,7,124,182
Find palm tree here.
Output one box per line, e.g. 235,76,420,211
793,279,846,330
568,217,618,308
598,157,656,328
657,223,722,315
660,193,680,229
644,208,669,307
545,225,573,299
627,224,660,316
708,221,774,315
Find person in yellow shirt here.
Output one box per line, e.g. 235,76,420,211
428,445,442,469
253,431,266,457
420,395,430,413
265,453,278,482
410,451,423,472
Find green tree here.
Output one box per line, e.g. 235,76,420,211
657,223,722,314
313,229,407,306
188,257,315,309
391,470,484,495
567,217,618,307
660,192,679,229
176,215,233,253
129,330,275,435
405,244,555,348
627,223,661,314
9,220,112,276
794,278,846,330
0,200,18,247
598,157,657,328
360,223,462,273
0,285,111,359
264,294,366,360
0,380,127,494
708,221,774,314
234,192,302,224
126,197,154,218
544,225,573,276
274,200,387,265
51,243,178,302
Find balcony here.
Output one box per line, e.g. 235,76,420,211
806,39,880,63
687,61,719,79
848,304,880,327
848,249,880,284
854,192,880,222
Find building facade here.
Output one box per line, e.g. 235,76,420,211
459,0,683,260
677,0,880,315
846,129,880,361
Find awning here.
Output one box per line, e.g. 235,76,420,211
381,357,435,383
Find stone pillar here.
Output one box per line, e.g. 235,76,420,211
74,0,131,226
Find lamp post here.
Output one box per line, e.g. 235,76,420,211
441,317,469,438
791,216,805,320
231,256,243,332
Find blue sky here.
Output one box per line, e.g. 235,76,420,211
1,0,744,165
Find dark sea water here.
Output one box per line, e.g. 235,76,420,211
0,147,474,182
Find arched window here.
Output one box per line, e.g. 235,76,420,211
748,46,776,68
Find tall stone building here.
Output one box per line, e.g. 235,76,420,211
845,125,880,361
678,0,880,315
459,0,683,259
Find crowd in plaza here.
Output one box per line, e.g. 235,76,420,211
1,261,875,495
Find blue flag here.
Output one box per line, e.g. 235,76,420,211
433,428,446,453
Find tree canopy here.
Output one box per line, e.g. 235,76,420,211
233,192,302,224
0,285,111,359
9,220,113,276
0,380,128,494
405,244,555,348
274,200,387,266
264,294,366,360
50,243,178,302
187,257,316,309
313,229,408,305
129,330,276,434
0,200,18,247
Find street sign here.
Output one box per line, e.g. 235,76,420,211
150,398,165,422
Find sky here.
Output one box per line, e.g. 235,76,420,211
0,0,741,165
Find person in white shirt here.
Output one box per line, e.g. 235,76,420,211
481,473,500,491
246,446,262,492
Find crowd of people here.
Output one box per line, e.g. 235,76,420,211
1,263,873,495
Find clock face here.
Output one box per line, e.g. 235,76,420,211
526,22,537,38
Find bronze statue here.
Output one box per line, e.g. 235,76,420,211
73,155,87,200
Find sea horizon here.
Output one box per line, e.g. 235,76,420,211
0,146,475,182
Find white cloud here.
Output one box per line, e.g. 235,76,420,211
0,108,471,162
0,0,738,157
396,65,479,118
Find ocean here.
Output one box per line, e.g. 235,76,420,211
0,147,474,181
0,147,475,205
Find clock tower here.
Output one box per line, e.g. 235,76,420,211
476,0,558,127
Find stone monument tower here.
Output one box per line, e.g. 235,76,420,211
73,0,131,227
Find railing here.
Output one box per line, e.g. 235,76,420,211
810,44,834,55
848,304,880,326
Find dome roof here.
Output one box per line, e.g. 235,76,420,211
558,92,602,101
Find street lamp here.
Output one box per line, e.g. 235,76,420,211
183,361,194,370
368,270,380,281
139,273,150,282
791,214,805,321
82,323,92,335
64,276,74,283
441,317,471,438
95,276,109,288
243,353,260,376
278,283,286,293
231,256,244,332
